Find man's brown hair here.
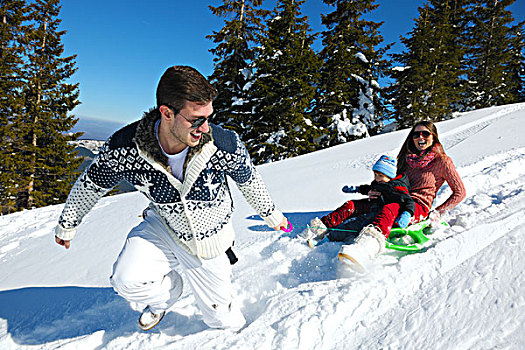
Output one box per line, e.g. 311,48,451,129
156,66,217,111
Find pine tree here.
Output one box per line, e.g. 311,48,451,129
387,0,467,128
506,23,525,103
463,0,524,109
207,0,269,141
246,0,322,164
16,0,82,210
1,0,28,214
317,0,390,146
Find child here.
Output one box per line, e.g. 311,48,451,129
301,155,415,269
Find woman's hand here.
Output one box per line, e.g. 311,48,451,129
428,210,443,225
368,190,381,200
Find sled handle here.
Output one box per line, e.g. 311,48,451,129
385,231,428,251
281,220,294,233
385,220,432,252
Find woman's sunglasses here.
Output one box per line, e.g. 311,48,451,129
412,130,432,139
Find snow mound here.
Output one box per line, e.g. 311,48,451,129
1,103,525,349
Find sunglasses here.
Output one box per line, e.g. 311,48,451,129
412,130,432,139
166,105,212,129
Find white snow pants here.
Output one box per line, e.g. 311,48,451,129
109,209,246,330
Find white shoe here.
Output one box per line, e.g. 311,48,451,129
300,217,328,241
138,306,166,331
338,225,385,273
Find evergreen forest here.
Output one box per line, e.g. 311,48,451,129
208,0,524,163
1,0,81,214
1,0,524,213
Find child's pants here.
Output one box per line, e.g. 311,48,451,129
109,209,245,330
322,199,430,238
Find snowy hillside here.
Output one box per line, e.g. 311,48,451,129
1,103,525,349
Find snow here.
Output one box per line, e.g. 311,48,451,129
2,103,525,349
330,108,369,140
355,52,369,63
232,96,249,106
392,65,410,71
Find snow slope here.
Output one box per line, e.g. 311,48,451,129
1,103,524,349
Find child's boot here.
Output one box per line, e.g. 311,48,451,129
299,217,328,246
338,225,385,273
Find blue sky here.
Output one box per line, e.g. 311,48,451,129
59,0,524,125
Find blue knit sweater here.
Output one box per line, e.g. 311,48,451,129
56,109,283,258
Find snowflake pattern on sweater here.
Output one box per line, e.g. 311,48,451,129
57,112,283,258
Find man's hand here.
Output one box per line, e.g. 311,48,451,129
273,216,289,231
55,236,71,249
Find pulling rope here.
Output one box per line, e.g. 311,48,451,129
308,226,359,233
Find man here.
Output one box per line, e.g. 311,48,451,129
55,66,288,331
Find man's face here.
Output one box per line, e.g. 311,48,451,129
166,101,213,151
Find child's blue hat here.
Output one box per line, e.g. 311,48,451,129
372,155,397,179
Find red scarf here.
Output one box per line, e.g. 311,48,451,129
406,145,440,169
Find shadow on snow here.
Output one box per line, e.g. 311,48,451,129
0,286,203,346
0,286,127,345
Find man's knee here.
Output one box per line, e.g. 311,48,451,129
109,255,157,295
111,235,171,283
109,274,144,299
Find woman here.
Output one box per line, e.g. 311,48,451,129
338,121,466,271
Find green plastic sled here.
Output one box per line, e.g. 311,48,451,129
385,220,449,252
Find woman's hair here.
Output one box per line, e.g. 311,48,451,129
397,120,443,173
156,65,217,111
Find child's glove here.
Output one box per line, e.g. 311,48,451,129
395,211,412,228
342,185,359,193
